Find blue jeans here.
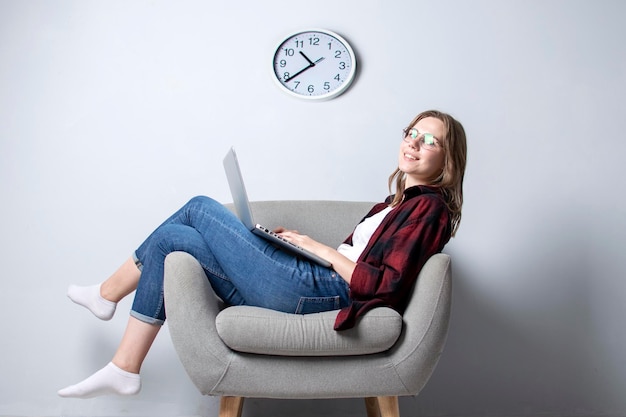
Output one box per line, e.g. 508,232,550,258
131,196,351,325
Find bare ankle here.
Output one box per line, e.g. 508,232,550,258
99,281,118,303
111,358,140,375
101,257,141,302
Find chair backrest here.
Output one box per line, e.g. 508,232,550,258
245,200,375,248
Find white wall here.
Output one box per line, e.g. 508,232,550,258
1,1,625,416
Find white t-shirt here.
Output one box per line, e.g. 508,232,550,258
337,206,394,262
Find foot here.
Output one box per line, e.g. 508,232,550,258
67,283,117,320
58,362,141,398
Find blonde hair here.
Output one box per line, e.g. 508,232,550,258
388,110,467,236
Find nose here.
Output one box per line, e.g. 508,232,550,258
407,136,421,150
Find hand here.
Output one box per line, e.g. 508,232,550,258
274,228,317,252
274,227,304,243
273,226,297,234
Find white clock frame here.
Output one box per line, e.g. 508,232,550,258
272,29,357,101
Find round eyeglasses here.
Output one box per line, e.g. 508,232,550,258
402,128,441,151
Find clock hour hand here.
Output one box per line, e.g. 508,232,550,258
299,51,315,65
301,52,326,65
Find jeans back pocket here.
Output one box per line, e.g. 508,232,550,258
295,296,341,314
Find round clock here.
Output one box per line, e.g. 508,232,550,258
272,29,357,100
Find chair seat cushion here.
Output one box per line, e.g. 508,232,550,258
215,306,402,356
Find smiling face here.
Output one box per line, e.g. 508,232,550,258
398,116,446,188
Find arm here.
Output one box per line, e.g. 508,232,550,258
273,201,390,283
335,193,452,330
350,196,450,301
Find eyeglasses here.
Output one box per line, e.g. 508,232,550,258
402,128,441,151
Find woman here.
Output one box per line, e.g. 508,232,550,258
58,109,467,398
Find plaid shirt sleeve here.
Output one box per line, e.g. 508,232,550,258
334,186,452,330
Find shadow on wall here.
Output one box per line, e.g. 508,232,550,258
411,204,612,417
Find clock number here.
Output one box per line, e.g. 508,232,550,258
308,85,314,93
324,82,330,91
294,40,303,48
334,74,340,81
283,72,290,80
294,81,300,89
284,48,295,56
335,50,342,59
280,59,287,68
339,62,346,70
309,36,320,46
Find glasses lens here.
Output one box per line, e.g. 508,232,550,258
423,133,435,146
409,128,418,139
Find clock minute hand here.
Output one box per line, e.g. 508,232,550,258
284,56,326,83
284,64,313,83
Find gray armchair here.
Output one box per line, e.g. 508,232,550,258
164,201,452,417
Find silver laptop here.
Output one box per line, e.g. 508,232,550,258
223,147,332,267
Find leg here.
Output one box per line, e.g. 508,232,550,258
112,316,160,374
100,256,142,302
152,196,349,313
219,396,244,417
365,397,381,417
59,197,238,398
59,210,241,397
58,316,158,398
65,196,228,321
133,196,348,315
130,221,246,325
59,196,346,400
67,257,141,320
65,197,225,320
377,396,400,417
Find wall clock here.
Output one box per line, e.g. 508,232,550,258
272,29,357,101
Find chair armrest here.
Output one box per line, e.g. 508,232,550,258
163,251,232,394
388,253,452,393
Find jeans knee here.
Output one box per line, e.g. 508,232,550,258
152,224,187,253
187,195,218,209
185,195,229,222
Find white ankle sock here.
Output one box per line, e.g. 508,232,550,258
67,283,116,321
58,362,141,398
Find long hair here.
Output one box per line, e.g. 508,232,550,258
388,110,467,236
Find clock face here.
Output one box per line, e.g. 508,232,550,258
272,29,356,100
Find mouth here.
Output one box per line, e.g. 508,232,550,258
404,153,418,161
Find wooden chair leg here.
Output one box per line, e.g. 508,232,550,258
377,396,399,417
364,397,381,417
219,396,244,417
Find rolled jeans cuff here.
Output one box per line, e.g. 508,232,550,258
130,310,165,326
132,251,143,271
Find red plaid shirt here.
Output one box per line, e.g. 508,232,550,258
334,185,452,330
